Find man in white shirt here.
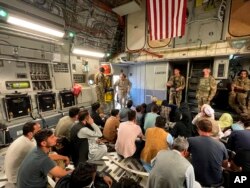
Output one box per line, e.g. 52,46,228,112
5,121,70,186
4,121,41,184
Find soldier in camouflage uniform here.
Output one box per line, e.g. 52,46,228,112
113,73,131,108
229,70,250,114
94,67,106,105
196,68,217,111
166,68,185,107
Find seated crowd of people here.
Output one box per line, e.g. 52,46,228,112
3,97,250,188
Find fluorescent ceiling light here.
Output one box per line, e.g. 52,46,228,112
7,15,64,38
72,48,105,58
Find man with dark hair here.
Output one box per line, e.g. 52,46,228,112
17,129,70,188
113,177,143,188
55,107,80,140
4,121,41,184
94,67,106,105
135,105,142,125
144,104,159,132
70,110,107,166
141,116,173,172
70,162,98,187
170,112,193,138
229,69,250,114
188,119,228,187
147,137,200,188
70,110,89,166
103,109,120,143
119,100,133,122
115,110,144,158
90,102,105,127
55,162,112,188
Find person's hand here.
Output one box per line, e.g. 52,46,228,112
103,176,112,187
140,135,146,141
63,156,70,166
96,139,104,144
231,84,236,91
87,116,94,125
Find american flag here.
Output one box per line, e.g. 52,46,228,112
147,0,187,41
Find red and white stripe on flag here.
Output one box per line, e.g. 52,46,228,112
147,0,187,41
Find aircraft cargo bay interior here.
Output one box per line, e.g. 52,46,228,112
0,0,250,188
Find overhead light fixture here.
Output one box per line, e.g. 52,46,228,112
6,15,65,38
68,31,76,38
0,8,8,18
229,54,234,60
72,47,105,58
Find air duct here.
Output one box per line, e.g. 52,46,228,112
112,0,142,16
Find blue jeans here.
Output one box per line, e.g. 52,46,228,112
141,159,152,172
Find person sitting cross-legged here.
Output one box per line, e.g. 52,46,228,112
188,119,229,187
144,105,159,132
17,129,71,188
140,116,173,172
55,107,80,140
119,100,133,122
147,137,201,188
70,110,107,166
103,109,120,143
4,121,41,185
115,110,144,159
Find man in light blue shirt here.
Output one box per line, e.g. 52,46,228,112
144,105,159,131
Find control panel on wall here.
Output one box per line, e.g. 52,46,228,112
0,60,34,92
3,93,32,121
29,63,52,90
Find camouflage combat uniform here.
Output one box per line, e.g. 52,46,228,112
94,72,106,104
167,75,185,107
229,76,250,114
113,78,131,108
196,76,217,110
